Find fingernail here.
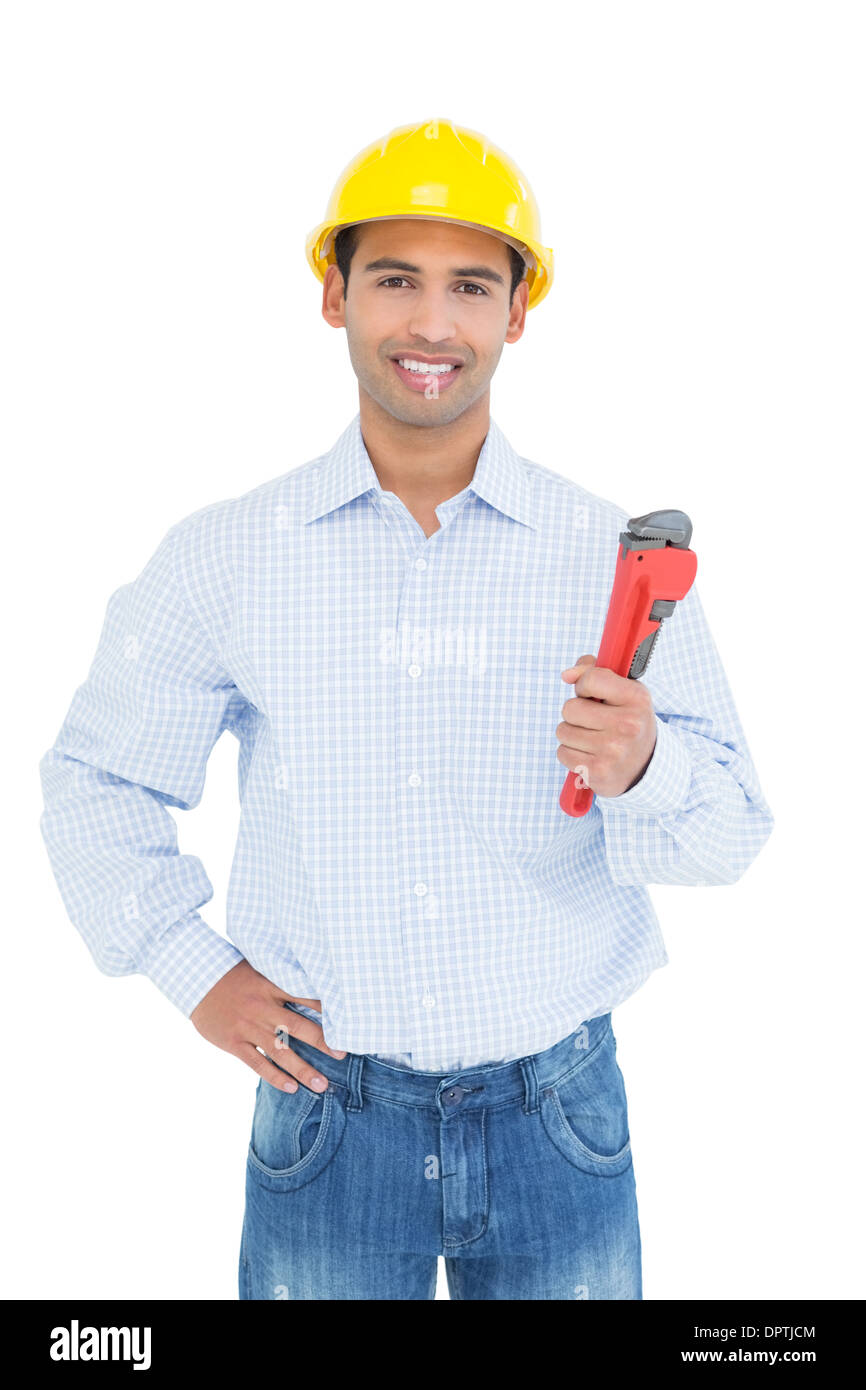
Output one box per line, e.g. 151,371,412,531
330,1048,347,1059
283,1081,297,1093
311,1076,327,1091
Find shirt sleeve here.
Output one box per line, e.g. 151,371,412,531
592,577,775,886
38,522,247,1015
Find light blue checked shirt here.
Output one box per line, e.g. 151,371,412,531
39,412,773,1072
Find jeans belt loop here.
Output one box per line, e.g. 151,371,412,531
518,1054,540,1115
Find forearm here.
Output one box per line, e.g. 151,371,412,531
39,747,245,1012
594,712,774,886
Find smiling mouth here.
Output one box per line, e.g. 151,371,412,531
391,357,463,375
389,356,464,393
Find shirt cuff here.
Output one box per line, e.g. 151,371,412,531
139,909,247,1016
593,714,692,816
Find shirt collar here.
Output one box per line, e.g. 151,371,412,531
303,412,537,530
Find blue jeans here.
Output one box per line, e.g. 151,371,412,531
239,1009,641,1300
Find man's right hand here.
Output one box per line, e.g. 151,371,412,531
190,959,346,1094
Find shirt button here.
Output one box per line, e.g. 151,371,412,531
422,993,436,1009
414,557,427,570
407,663,422,678
408,772,422,787
413,882,428,896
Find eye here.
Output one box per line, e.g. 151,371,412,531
377,277,487,296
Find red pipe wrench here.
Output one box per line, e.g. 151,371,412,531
559,509,697,818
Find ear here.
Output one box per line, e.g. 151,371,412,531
504,278,529,345
322,264,348,328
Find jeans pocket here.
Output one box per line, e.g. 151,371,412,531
247,1077,347,1192
539,1022,633,1177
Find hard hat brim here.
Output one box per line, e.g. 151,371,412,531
306,211,554,310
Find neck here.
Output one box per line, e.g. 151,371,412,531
358,388,490,516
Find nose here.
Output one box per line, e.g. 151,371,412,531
406,292,459,348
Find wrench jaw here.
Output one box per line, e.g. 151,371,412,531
621,508,693,551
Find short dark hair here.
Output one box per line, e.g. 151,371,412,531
333,223,527,303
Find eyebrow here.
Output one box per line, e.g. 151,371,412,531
362,256,506,287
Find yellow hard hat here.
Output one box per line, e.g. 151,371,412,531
305,117,554,310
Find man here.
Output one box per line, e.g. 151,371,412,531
39,118,774,1301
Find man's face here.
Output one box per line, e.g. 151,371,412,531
322,218,528,427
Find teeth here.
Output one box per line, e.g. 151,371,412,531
397,359,457,375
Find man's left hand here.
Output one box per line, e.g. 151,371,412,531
556,655,657,797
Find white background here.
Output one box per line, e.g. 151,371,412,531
3,0,863,1300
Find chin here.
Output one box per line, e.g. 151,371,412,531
392,397,467,428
